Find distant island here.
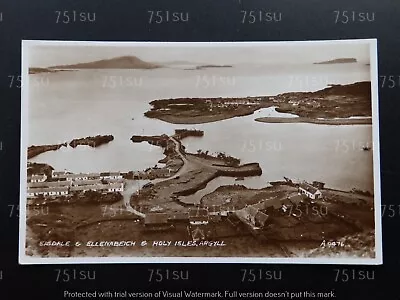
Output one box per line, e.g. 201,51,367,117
195,64,233,70
183,64,233,70
314,58,357,64
44,55,161,70
29,67,66,74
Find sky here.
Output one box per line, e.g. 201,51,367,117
27,41,372,67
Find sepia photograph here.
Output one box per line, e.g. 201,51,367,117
19,40,381,264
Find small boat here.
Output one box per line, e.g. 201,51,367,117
362,146,371,151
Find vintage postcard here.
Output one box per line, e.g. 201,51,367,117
20,40,381,264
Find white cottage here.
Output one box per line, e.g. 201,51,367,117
107,183,124,192
51,170,66,178
27,174,47,183
188,208,209,225
27,186,69,197
298,183,322,200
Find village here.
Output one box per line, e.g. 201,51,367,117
26,168,359,247
24,126,374,257
144,82,372,125
24,124,376,261
24,123,374,258
26,170,124,203
140,179,337,244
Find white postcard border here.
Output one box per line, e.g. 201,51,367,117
19,39,382,265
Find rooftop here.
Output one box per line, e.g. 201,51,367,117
100,172,121,177
52,171,66,175
28,181,72,188
27,186,69,193
86,173,101,177
70,183,123,192
28,174,46,179
299,183,320,194
72,179,102,186
55,172,101,179
57,173,90,179
104,178,124,183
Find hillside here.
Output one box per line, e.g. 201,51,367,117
49,55,161,69
315,81,371,97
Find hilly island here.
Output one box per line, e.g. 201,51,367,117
29,55,161,73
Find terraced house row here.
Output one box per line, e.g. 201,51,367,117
51,170,123,181
26,170,124,198
27,182,124,198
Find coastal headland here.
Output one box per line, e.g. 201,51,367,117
130,129,262,210
144,81,372,124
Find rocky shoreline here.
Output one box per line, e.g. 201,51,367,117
174,129,204,140
131,134,170,147
28,143,67,159
69,134,114,148
191,150,241,167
